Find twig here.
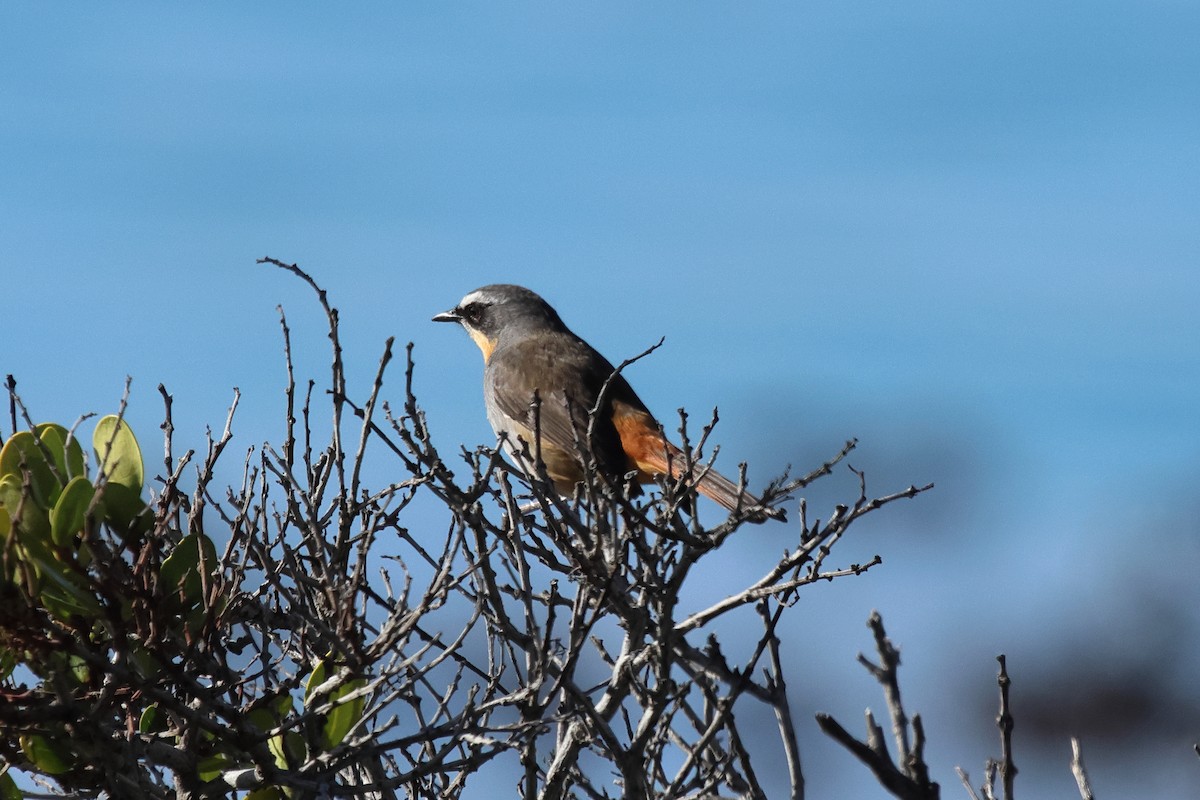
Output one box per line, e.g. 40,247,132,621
995,655,1017,800
816,612,939,800
859,610,910,769
1069,738,1094,800
760,601,804,800
956,767,983,800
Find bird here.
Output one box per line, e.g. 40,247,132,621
433,284,780,520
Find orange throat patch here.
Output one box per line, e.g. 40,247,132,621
468,328,496,362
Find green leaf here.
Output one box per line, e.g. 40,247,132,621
305,659,368,750
38,578,101,622
304,659,329,702
68,655,90,685
245,788,285,800
1,472,51,549
196,753,232,783
246,708,276,734
273,693,295,717
247,690,294,734
257,694,301,770
25,547,101,621
33,423,85,482
268,731,306,770
128,644,161,679
92,415,144,493
0,648,15,682
50,476,94,547
138,704,166,734
0,432,59,510
0,770,21,800
321,678,367,749
183,605,209,637
160,532,218,609
96,481,150,536
20,734,73,775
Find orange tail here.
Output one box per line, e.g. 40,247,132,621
614,407,781,521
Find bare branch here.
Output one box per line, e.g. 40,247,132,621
1070,738,1094,800
0,260,933,800
995,655,1018,800
816,612,939,800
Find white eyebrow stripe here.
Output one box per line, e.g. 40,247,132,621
459,290,487,307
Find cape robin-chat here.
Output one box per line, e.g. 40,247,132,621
434,284,780,520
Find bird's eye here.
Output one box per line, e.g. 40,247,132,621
460,303,483,323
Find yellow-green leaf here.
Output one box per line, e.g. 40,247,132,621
160,532,218,608
304,659,329,702
50,476,94,547
268,731,306,770
0,648,15,682
39,580,101,622
96,481,150,536
68,655,89,685
33,423,85,483
321,677,367,749
1,472,51,547
0,770,21,800
26,548,101,621
19,734,73,775
92,415,143,493
273,693,295,717
138,704,165,734
0,432,59,509
197,753,232,783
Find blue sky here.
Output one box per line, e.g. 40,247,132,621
3,3,1198,797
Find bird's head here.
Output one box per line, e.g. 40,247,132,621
433,284,567,362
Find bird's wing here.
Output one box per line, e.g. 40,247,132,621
485,334,639,478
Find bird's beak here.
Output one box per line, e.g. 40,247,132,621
432,308,461,323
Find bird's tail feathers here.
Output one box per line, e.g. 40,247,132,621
652,441,784,522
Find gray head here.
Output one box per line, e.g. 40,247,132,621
432,284,568,360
